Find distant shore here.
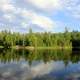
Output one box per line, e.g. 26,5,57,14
0,45,75,50
11,46,72,50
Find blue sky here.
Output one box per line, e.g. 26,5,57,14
0,0,80,33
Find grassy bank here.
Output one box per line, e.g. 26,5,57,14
0,46,4,48
11,46,72,50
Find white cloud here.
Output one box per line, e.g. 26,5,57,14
0,0,10,4
25,0,63,12
20,9,55,30
0,0,16,13
0,0,59,30
63,0,80,19
0,0,80,32
32,14,54,30
2,4,16,12
21,9,33,20
0,0,56,31
21,22,29,28
3,14,15,22
24,0,80,19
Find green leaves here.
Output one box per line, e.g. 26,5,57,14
0,30,80,48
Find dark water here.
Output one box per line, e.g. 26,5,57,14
0,49,80,80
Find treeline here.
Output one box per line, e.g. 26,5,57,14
0,28,80,48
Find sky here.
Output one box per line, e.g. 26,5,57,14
0,0,80,33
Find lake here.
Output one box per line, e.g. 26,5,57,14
0,49,80,80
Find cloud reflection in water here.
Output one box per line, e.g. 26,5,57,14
0,61,64,80
0,61,80,80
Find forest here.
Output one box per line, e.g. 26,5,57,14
0,28,80,49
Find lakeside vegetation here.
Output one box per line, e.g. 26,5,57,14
0,28,80,49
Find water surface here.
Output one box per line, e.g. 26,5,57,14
0,49,80,80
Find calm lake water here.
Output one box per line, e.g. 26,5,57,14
0,49,80,80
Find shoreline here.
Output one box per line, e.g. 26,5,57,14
12,46,72,50
0,46,74,50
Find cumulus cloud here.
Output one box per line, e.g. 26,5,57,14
21,22,29,28
3,14,15,22
0,0,80,32
0,0,16,13
25,0,63,12
20,9,55,30
63,0,80,19
31,15,54,30
0,0,56,31
24,0,80,19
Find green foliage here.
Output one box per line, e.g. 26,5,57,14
0,28,80,48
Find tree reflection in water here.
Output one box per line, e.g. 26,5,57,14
0,49,80,80
0,49,72,64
